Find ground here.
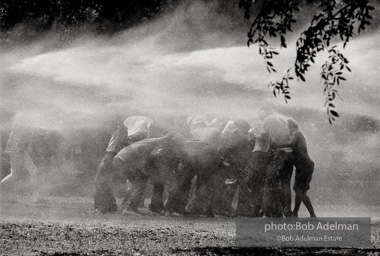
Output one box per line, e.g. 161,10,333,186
0,196,379,256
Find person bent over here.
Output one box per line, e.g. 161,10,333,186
288,119,316,218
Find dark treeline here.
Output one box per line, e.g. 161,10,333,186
0,0,182,45
0,0,173,31
1,0,379,47
0,0,320,34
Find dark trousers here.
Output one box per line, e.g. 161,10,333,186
187,172,216,215
246,151,271,217
263,150,293,217
149,183,165,212
166,164,196,213
128,171,149,209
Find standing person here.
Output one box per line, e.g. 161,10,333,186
0,112,39,196
244,121,271,217
288,119,316,218
219,119,253,216
260,107,294,217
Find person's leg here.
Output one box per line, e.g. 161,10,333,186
278,152,294,217
166,164,195,214
204,174,218,217
0,152,24,194
213,172,233,216
263,159,278,217
188,171,219,217
224,164,240,214
302,194,317,217
273,182,284,217
249,182,262,217
129,172,149,212
236,183,253,216
94,153,117,213
94,180,118,213
187,176,201,213
294,161,315,217
251,185,265,217
247,152,270,217
122,179,133,205
23,151,39,185
292,192,302,217
266,151,293,218
149,183,165,213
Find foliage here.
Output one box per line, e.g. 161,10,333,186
0,0,169,44
239,0,374,123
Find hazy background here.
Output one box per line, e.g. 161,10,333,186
0,0,379,211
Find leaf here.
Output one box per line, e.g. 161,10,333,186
299,73,305,82
330,110,339,117
280,35,287,48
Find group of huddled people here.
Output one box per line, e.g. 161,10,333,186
93,107,317,218
0,107,316,218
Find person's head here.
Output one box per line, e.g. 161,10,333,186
234,118,250,135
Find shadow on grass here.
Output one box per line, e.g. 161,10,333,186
172,247,380,255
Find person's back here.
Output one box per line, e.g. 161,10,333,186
288,120,314,175
292,131,312,165
262,114,291,147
